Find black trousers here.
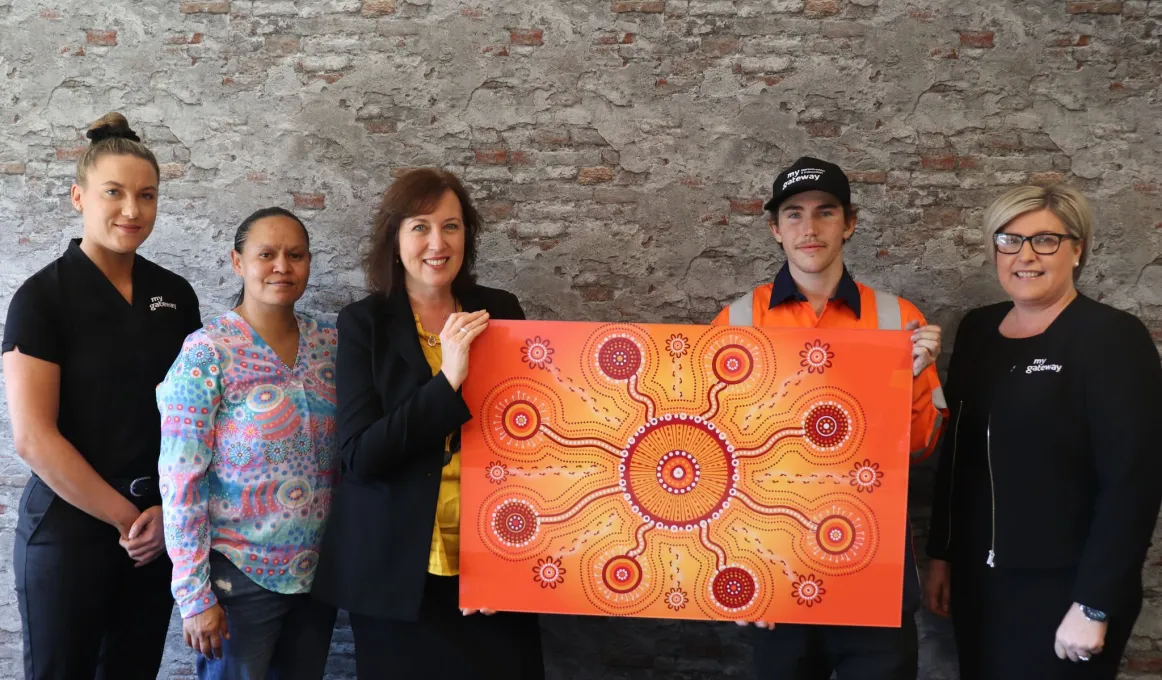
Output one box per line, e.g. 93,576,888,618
951,564,1139,680
349,573,545,680
14,478,173,680
753,613,918,680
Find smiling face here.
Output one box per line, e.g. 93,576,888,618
994,208,1081,307
231,215,311,309
771,190,855,278
398,189,466,297
70,154,159,254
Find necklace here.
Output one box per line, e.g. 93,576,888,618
425,332,439,347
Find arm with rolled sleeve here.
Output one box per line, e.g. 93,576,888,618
900,303,949,464
157,335,222,619
1071,314,1162,616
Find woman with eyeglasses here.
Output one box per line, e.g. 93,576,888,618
924,184,1162,679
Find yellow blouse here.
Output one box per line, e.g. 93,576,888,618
416,314,461,576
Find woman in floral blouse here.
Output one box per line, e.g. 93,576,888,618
157,207,338,679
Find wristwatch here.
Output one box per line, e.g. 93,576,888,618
1079,604,1108,622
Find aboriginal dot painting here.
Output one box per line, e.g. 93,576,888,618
461,321,913,626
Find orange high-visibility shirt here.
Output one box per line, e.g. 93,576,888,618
712,265,947,461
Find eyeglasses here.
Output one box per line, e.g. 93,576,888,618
993,232,1080,255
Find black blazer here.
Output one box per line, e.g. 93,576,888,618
313,285,525,620
927,294,1162,616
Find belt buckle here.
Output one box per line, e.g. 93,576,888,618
128,476,151,498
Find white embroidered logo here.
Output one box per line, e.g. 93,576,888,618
1025,358,1062,374
781,167,826,191
149,295,177,312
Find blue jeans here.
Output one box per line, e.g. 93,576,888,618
198,551,336,680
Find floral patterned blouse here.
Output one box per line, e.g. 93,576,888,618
157,311,338,618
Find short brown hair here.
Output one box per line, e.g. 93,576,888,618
365,168,480,295
76,112,160,186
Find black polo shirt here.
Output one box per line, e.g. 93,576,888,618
2,239,202,480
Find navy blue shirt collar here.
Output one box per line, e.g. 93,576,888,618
768,263,862,319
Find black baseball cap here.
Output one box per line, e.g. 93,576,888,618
763,156,851,213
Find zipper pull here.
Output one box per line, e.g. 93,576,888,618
986,550,995,568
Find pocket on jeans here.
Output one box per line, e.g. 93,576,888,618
16,478,56,543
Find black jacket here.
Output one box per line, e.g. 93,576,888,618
927,294,1162,616
312,285,525,620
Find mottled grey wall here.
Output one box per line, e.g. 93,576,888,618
1,0,1160,677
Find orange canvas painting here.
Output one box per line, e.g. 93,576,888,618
460,321,913,626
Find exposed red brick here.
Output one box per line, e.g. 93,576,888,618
510,28,544,46
576,284,615,302
957,155,979,170
758,75,787,86
222,76,234,85
680,177,704,188
702,37,739,56
362,119,397,134
931,47,959,59
247,172,268,182
804,0,841,18
309,72,346,84
159,163,185,180
578,167,614,184
477,201,515,221
1052,37,1074,47
292,193,325,210
509,151,533,166
1075,35,1091,46
611,1,665,13
805,121,841,138
264,35,300,54
86,30,117,46
1030,171,1065,185
1126,655,1162,673
655,78,668,87
56,146,85,161
168,32,204,45
495,46,510,57
596,35,619,45
1110,81,1124,90
924,207,963,227
959,31,995,48
1066,2,1122,14
921,154,977,170
474,149,509,165
460,7,483,17
1133,182,1158,195
180,1,230,13
361,0,396,16
40,9,63,19
729,199,764,215
701,214,728,226
1,163,26,175
848,170,887,184
622,33,635,44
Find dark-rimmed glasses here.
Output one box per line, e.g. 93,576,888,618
993,232,1079,255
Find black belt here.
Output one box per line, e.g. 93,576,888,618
111,476,160,502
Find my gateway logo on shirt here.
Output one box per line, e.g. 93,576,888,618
1026,358,1063,374
149,295,177,312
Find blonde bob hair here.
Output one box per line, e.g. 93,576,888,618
981,183,1093,278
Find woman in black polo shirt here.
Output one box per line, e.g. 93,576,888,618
2,113,202,680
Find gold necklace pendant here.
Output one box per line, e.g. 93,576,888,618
427,334,439,347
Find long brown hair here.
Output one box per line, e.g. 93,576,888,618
364,168,480,295
76,113,160,186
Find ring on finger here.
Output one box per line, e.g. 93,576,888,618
460,327,468,333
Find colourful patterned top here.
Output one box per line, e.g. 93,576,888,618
157,311,338,619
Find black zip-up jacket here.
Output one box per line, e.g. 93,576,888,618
927,294,1162,617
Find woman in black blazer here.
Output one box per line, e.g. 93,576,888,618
924,184,1162,679
313,169,544,679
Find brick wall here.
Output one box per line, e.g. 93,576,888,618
1,0,1160,677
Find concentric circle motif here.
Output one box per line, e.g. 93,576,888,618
492,499,540,547
597,336,642,381
816,515,856,555
656,451,700,494
277,478,313,509
711,565,758,610
502,401,541,440
711,345,754,384
802,402,851,450
601,555,643,594
622,418,734,526
246,385,284,412
290,550,319,578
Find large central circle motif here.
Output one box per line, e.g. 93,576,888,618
620,415,735,529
